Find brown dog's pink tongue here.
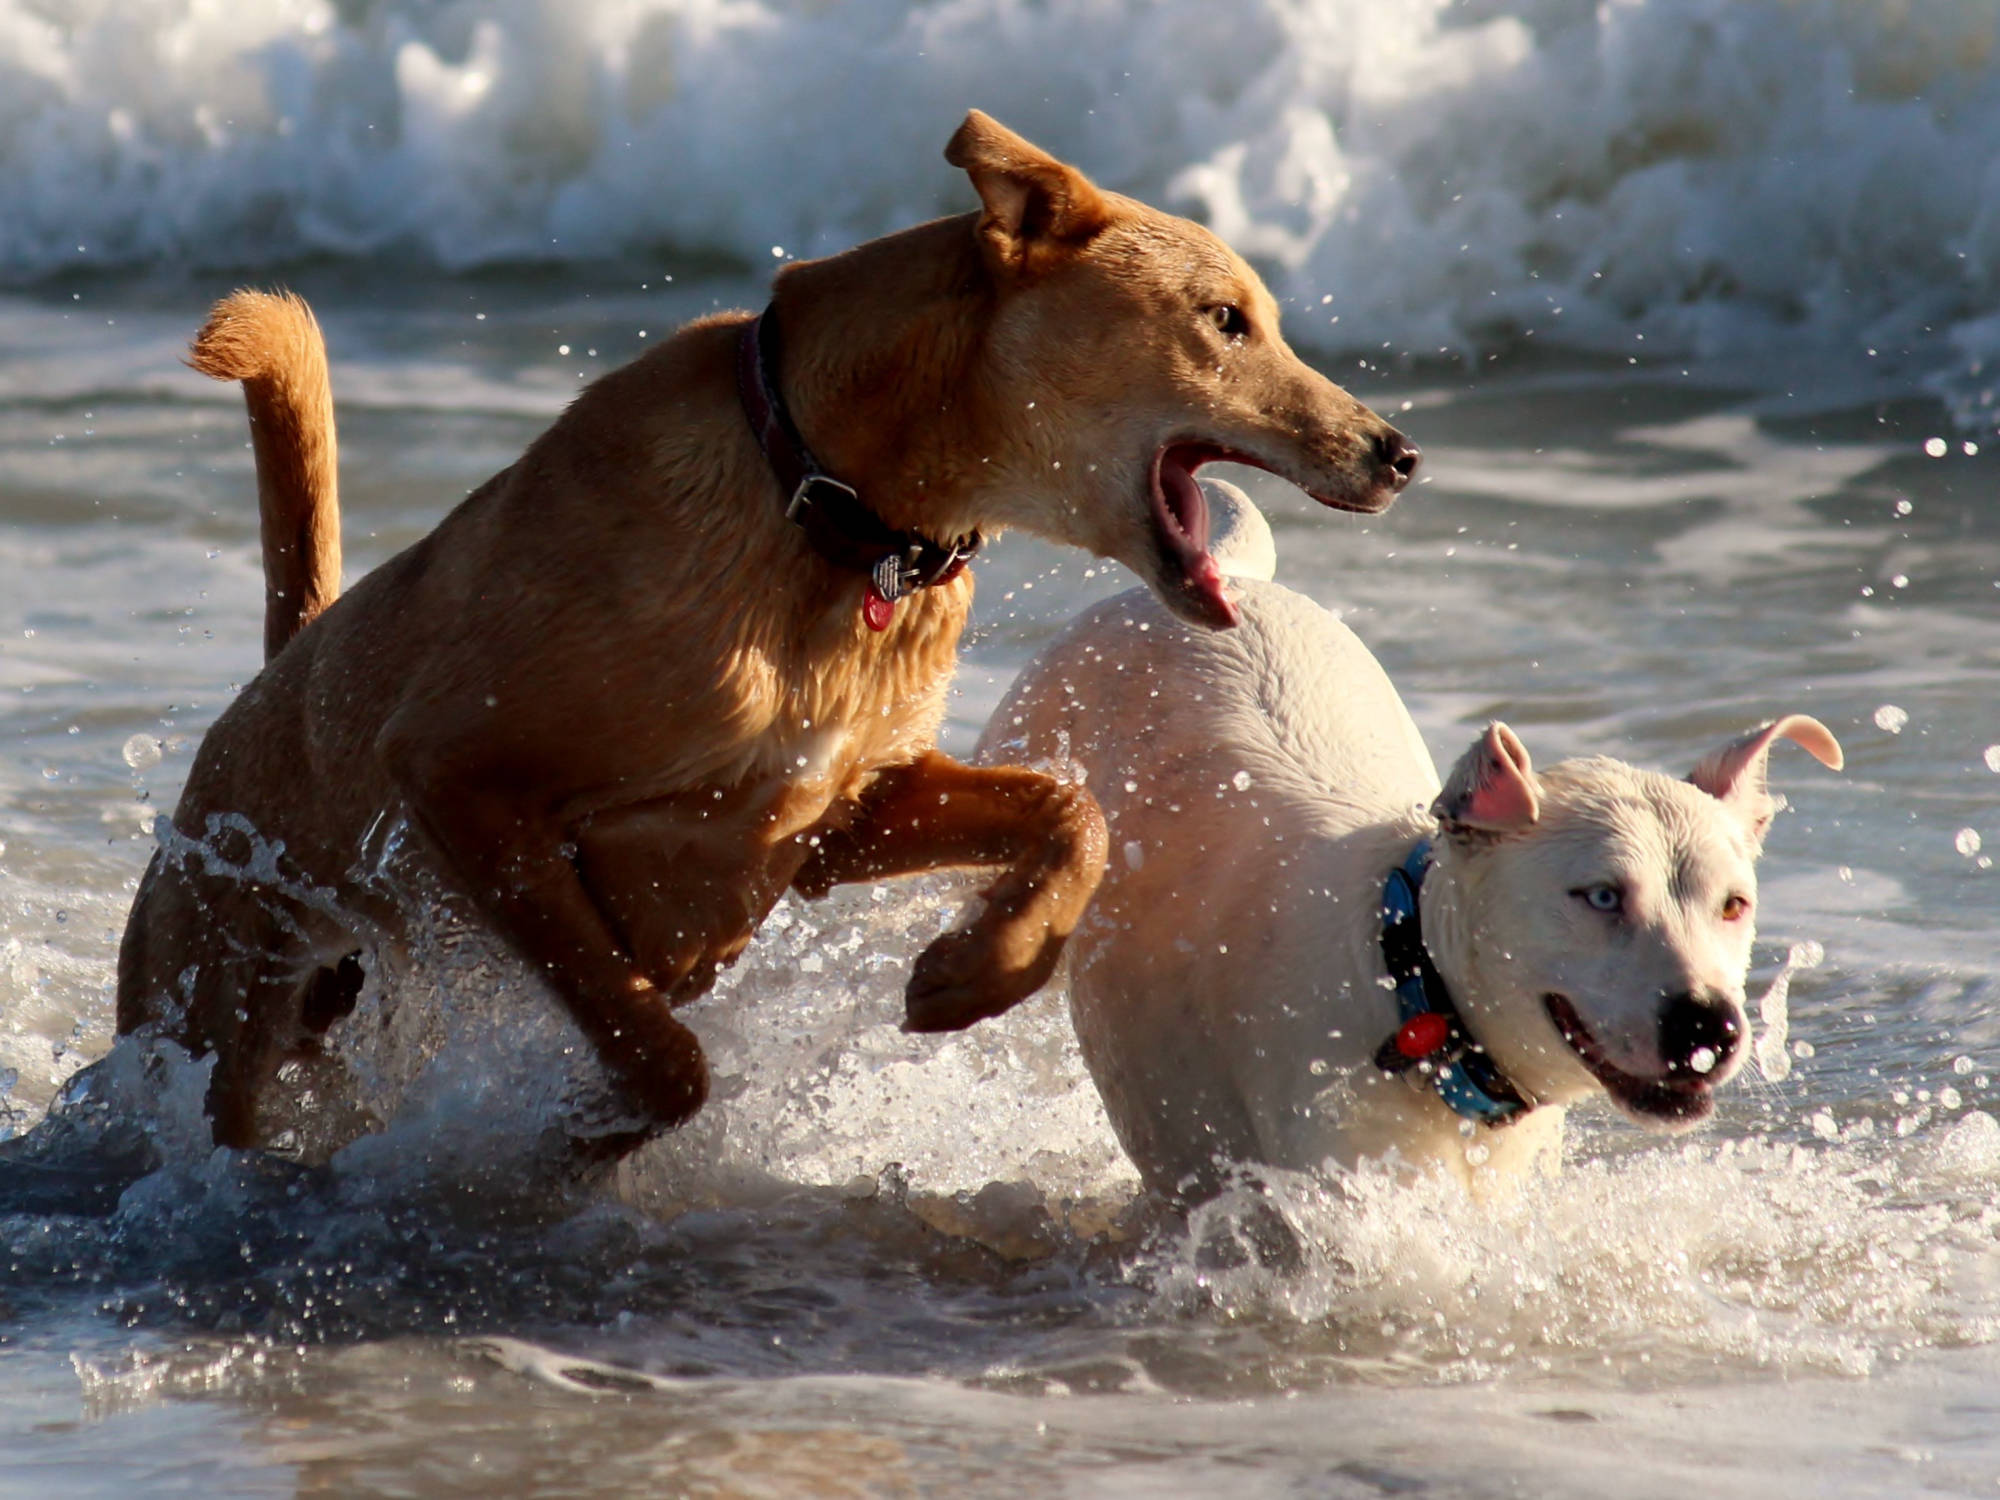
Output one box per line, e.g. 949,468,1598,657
1186,551,1236,624
1151,446,1238,626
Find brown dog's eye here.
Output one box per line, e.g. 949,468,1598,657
1721,893,1751,921
1206,304,1248,339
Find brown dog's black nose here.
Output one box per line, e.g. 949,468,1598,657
1658,993,1742,1077
1375,430,1421,490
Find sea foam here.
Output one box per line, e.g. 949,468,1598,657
4,0,2000,418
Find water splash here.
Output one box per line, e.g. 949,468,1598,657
1135,1114,2000,1388
1756,940,1825,1084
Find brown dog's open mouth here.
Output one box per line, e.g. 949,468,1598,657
1543,993,1715,1127
1147,438,1410,629
1148,443,1234,627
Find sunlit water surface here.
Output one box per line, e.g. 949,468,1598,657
1,271,1998,1498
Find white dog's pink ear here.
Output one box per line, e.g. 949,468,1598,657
946,110,1110,275
1434,722,1541,833
1689,715,1844,842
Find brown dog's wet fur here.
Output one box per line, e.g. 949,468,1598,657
115,112,1415,1160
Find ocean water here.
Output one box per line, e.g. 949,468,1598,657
8,0,2000,425
4,2,2000,1496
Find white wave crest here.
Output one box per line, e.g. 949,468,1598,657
5,0,2000,413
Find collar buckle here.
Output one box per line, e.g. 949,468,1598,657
786,472,862,526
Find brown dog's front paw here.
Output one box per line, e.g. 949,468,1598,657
598,1007,711,1133
903,926,1061,1033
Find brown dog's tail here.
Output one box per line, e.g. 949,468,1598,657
188,289,341,661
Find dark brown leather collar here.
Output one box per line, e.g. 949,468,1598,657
735,310,978,612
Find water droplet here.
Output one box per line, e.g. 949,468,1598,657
1873,704,1909,734
1984,745,2000,773
121,734,162,770
1688,1046,1718,1075
1956,828,1983,857
1231,770,1253,791
1924,436,1948,457
1894,498,1914,516
1809,1110,1840,1140
1941,1087,1963,1110
1955,1055,1976,1075
557,343,570,356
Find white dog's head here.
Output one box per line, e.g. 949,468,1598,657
1429,717,1843,1128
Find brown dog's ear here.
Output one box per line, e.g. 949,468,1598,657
1434,723,1540,834
1689,715,1844,845
945,110,1110,277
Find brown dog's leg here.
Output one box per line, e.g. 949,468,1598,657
569,778,829,998
792,752,1109,1032
382,769,711,1138
118,850,341,1148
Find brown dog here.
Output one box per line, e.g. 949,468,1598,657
116,111,1418,1159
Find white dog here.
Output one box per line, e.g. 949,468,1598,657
977,483,1843,1197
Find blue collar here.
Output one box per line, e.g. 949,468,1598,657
1373,838,1532,1126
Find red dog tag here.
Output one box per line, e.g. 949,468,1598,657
862,586,895,632
1395,1013,1451,1060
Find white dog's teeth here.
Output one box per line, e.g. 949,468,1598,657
1689,1046,1718,1075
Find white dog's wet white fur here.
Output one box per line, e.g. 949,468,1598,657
978,482,1842,1196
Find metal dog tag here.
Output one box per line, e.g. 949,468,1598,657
870,552,910,604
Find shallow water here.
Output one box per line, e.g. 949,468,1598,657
13,2,2000,1489
0,263,1997,1496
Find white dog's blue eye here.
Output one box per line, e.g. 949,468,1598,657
1576,884,1622,914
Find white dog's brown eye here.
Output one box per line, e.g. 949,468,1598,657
1576,884,1622,914
1721,893,1751,921
1206,304,1248,339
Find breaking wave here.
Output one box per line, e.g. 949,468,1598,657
5,0,2000,418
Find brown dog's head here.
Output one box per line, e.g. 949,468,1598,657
941,110,1417,627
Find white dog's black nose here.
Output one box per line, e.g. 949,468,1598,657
1658,993,1743,1077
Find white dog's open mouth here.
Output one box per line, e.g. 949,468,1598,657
1543,993,1716,1127
1148,443,1235,628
